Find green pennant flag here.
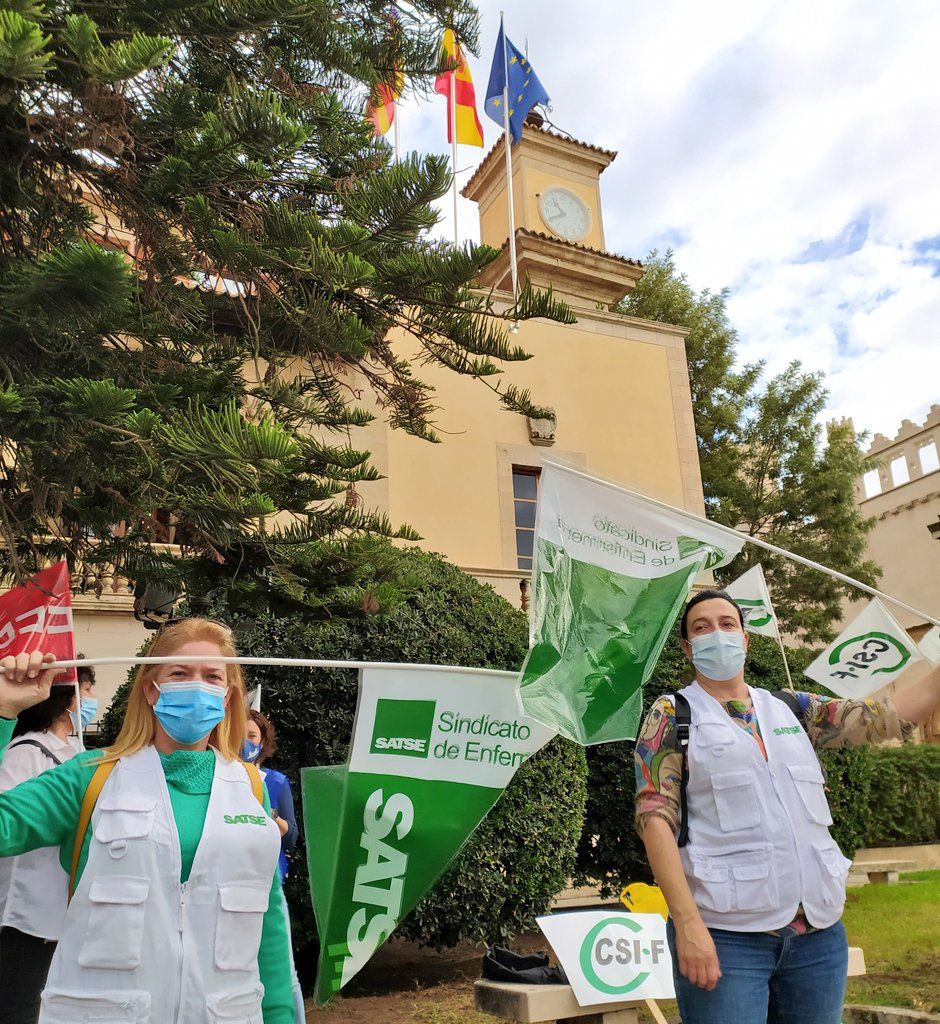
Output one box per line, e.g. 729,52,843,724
519,463,745,745
304,665,555,1004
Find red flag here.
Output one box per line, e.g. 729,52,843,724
0,562,77,684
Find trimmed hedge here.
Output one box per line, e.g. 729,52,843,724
865,744,940,848
100,548,588,974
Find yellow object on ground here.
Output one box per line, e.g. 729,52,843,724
620,882,669,920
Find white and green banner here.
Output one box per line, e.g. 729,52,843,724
725,564,779,637
919,625,940,665
303,665,554,1004
804,598,923,697
519,463,744,745
537,910,675,1004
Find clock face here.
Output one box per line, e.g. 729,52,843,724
538,187,592,242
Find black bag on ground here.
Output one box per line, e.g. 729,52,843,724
482,946,567,984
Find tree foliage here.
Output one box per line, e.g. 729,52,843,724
0,0,571,612
620,251,879,644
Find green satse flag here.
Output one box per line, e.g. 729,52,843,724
304,665,555,1004
519,463,745,745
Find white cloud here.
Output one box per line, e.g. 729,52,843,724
396,0,940,438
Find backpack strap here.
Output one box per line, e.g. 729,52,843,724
69,760,116,902
7,738,63,766
244,761,265,807
771,689,808,731
673,693,692,849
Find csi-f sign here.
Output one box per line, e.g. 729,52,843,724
825,631,913,682
537,911,675,1006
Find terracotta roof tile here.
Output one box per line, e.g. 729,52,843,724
491,228,643,268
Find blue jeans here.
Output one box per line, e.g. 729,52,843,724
666,919,848,1024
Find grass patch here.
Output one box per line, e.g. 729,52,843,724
843,869,940,1012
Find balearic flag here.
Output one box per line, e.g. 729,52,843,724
803,598,923,698
725,564,779,638
434,29,484,146
518,464,745,745
484,22,549,143
305,665,553,1003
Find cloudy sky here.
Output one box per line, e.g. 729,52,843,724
395,0,940,442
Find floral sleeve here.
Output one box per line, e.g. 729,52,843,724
634,696,683,836
792,692,916,749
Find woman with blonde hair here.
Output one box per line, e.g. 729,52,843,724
0,620,294,1024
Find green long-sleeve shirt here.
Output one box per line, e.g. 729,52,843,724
0,717,294,1023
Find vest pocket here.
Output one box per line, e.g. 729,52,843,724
78,876,150,970
215,884,270,972
207,986,264,1022
40,987,150,1022
93,798,156,844
787,764,833,825
711,770,760,831
813,841,851,907
689,848,778,914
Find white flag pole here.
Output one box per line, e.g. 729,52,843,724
29,657,521,676
542,461,940,629
776,633,796,691
450,63,459,244
73,676,84,750
499,13,519,306
393,107,400,162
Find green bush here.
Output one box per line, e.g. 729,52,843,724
864,744,940,848
100,548,588,974
573,632,878,893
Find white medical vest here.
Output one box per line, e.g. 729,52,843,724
677,682,852,932
0,731,80,940
39,745,281,1024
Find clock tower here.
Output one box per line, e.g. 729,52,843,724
461,123,643,309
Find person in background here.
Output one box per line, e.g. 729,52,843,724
635,589,940,1024
0,665,96,1024
242,710,297,880
242,709,304,1023
0,620,294,1023
69,661,99,747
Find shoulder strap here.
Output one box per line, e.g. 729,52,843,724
69,760,116,902
673,693,692,849
771,690,808,731
7,738,63,766
244,761,265,806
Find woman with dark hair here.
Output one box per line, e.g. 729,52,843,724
634,588,940,1024
0,665,95,1024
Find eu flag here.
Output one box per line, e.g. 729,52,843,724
484,23,550,143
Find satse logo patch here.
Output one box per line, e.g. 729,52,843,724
826,631,912,681
579,916,666,996
370,699,436,758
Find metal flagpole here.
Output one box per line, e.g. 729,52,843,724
499,12,519,305
393,107,400,162
543,461,940,629
450,62,459,243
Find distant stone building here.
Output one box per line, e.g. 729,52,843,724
848,406,940,740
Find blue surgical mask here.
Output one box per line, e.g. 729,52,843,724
153,681,227,746
70,696,99,732
690,631,747,682
241,740,262,763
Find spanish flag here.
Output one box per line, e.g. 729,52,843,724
434,28,484,147
366,73,402,137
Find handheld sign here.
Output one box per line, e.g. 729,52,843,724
537,910,675,1006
